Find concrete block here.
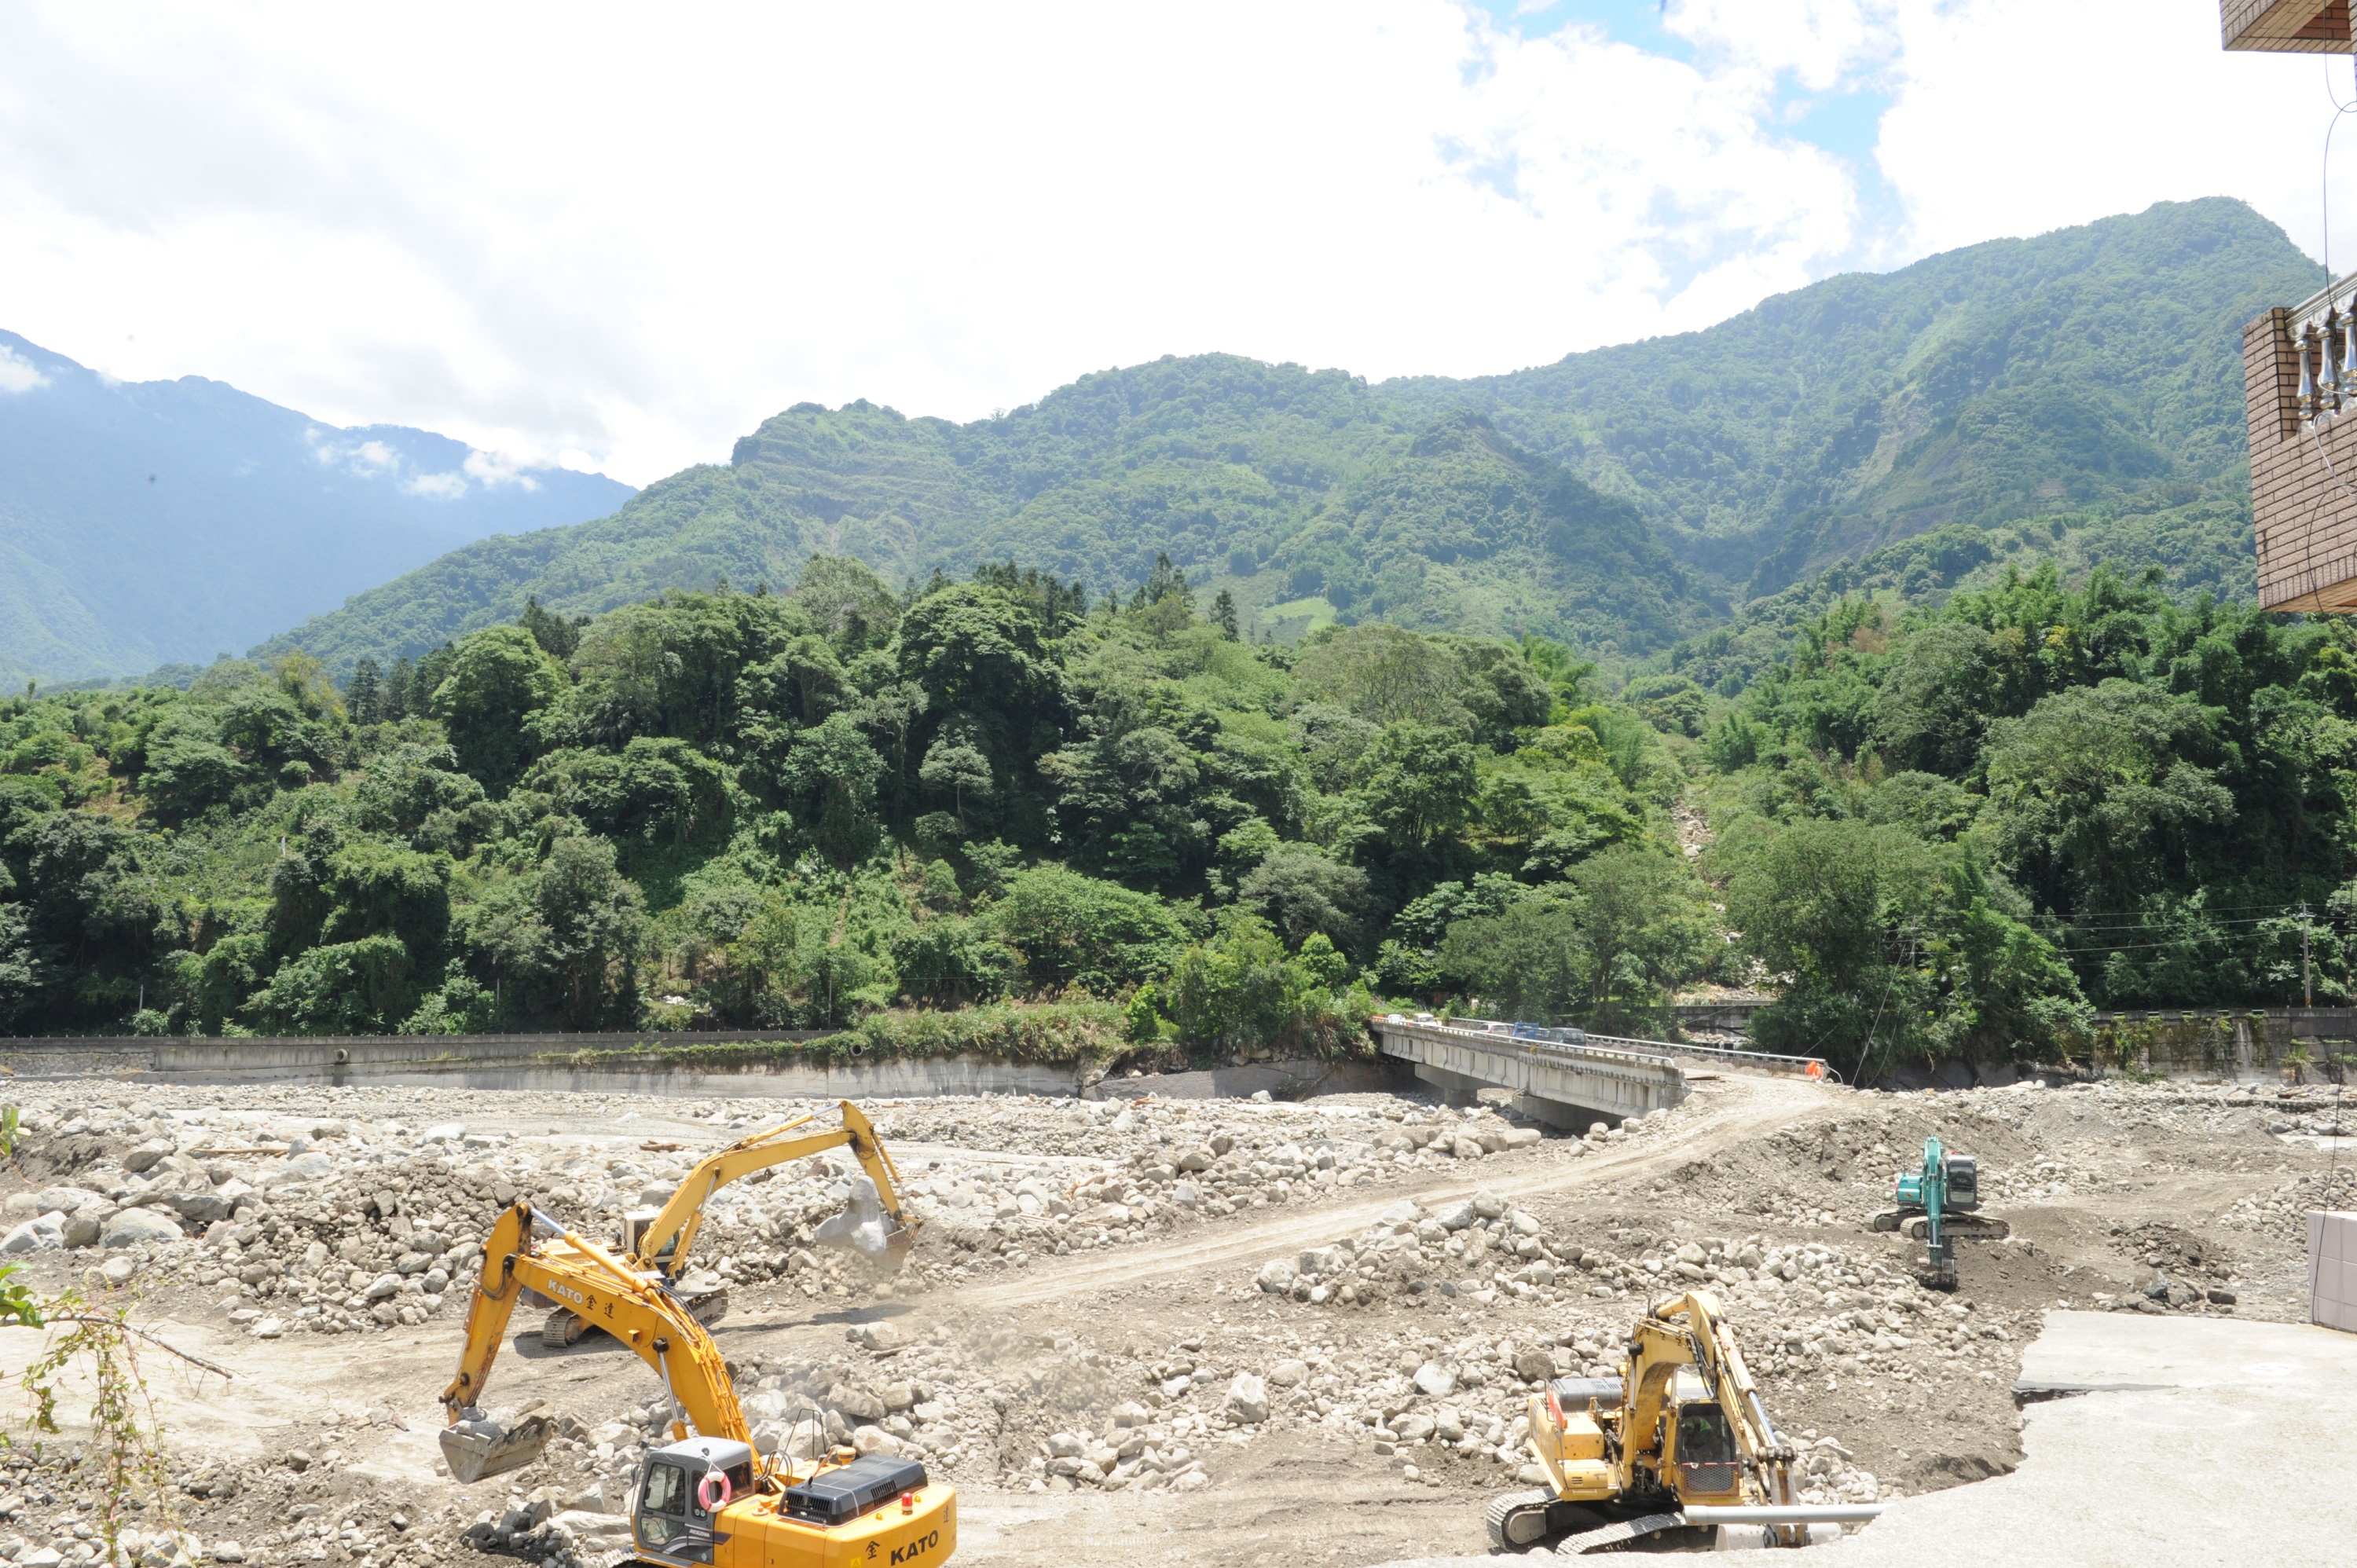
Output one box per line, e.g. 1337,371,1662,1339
2310,1212,2357,1332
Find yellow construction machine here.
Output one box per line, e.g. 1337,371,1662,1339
1488,1291,1871,1554
541,1100,914,1347
439,1200,955,1568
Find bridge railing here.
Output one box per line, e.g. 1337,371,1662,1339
1393,1015,1829,1081
1377,1015,1686,1074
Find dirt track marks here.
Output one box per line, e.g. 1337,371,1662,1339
955,1074,1834,1313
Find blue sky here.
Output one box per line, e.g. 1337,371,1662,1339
1468,1,1906,264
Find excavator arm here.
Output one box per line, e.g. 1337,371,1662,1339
635,1101,912,1279
441,1200,753,1482
1644,1291,1794,1508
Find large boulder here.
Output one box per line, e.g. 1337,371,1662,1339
1,1214,66,1254
122,1141,177,1174
1255,1258,1298,1294
145,1155,234,1225
1225,1373,1269,1423
36,1186,105,1214
101,1208,185,1248
263,1153,335,1187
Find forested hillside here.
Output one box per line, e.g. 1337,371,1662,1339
0,332,633,682
0,560,1709,1057
16,540,2357,1082
8,199,2344,1078
261,199,2314,677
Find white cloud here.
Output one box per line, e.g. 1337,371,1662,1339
1665,0,1895,94
0,344,48,392
460,448,538,491
405,471,467,500
0,1,2335,486
1878,1,2337,262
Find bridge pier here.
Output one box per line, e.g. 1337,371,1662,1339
1412,1062,1489,1108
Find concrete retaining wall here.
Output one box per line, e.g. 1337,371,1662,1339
2086,1009,2357,1081
0,1030,1407,1104
0,1029,1091,1100
0,1028,840,1078
1090,1057,1413,1102
1672,998,1770,1035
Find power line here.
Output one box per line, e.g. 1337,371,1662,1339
2046,900,2319,921
2056,914,2313,933
2053,933,2324,956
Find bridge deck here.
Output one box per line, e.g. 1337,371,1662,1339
1369,1016,1826,1127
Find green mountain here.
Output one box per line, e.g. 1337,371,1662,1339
262,198,2317,672
0,332,634,683
1384,196,2316,591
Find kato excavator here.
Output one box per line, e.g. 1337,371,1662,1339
439,1200,956,1568
541,1100,914,1347
1486,1291,1865,1554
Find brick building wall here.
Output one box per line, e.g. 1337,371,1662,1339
2245,304,2357,611
2225,0,2353,52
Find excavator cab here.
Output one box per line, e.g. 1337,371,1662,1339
1945,1151,1979,1210
1668,1399,1740,1502
633,1438,755,1565
620,1207,677,1266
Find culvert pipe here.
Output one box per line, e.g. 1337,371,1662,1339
1679,1505,1886,1524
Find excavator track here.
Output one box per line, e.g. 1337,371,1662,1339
1556,1511,1687,1555
1483,1488,1557,1551
541,1306,589,1348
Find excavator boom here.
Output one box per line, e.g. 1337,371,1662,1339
1496,1291,1802,1554
541,1101,917,1351
439,1199,959,1568
636,1101,913,1279
441,1201,749,1481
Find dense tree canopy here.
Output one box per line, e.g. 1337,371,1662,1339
0,559,1695,1054
1691,559,2357,1075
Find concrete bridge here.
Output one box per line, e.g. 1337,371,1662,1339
1369,1015,1827,1128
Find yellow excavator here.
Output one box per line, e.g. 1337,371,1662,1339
540,1101,914,1347
439,1200,955,1568
1487,1291,1868,1554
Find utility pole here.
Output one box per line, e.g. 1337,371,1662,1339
2302,903,2314,1009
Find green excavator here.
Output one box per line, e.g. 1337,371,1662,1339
1868,1136,2004,1289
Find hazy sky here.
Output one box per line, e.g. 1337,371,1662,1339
0,1,2344,485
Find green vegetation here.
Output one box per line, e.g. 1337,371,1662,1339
256,200,2314,681
10,199,2344,1086
0,559,1711,1064
1685,556,2357,1078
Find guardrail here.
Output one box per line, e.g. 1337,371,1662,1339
1388,1016,1831,1082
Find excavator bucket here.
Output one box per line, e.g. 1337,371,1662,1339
439,1407,554,1485
814,1174,914,1265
